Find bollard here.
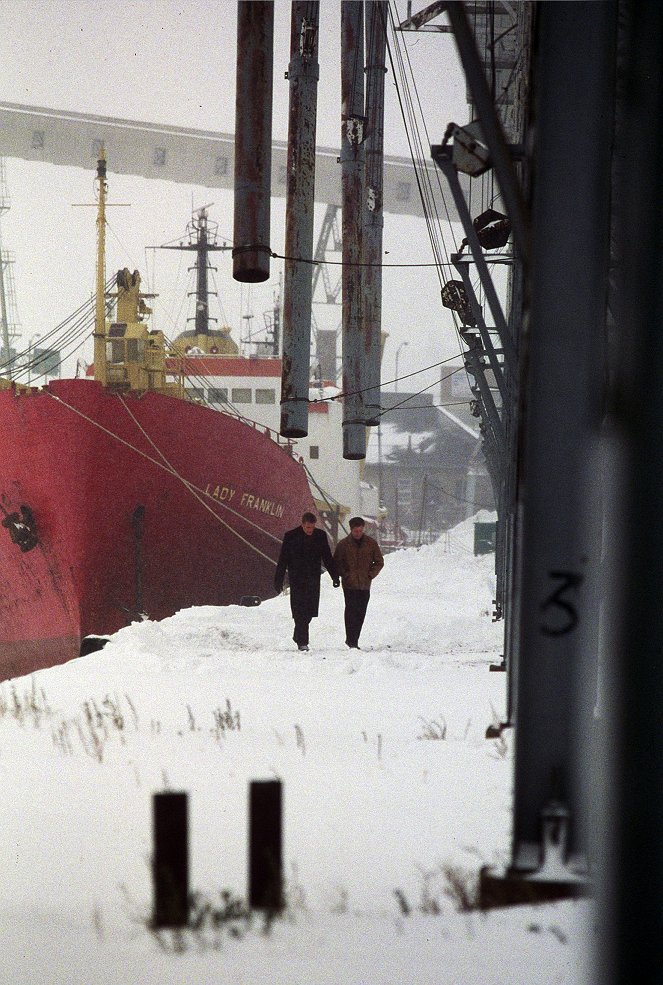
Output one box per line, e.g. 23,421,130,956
152,791,189,928
248,780,283,911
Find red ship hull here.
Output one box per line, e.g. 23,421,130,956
0,379,314,680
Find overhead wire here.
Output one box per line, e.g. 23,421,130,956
385,2,481,406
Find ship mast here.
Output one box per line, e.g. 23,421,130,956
160,206,231,342
194,210,211,337
93,148,108,385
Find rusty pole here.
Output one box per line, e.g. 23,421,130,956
233,1,274,284
341,0,366,459
280,2,320,438
363,0,387,427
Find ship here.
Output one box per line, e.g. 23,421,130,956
0,151,315,681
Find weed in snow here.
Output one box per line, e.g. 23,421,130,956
394,862,481,918
418,716,448,740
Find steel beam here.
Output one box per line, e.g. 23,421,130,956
432,149,516,369
601,1,663,981
482,1,616,906
453,255,507,399
0,101,443,219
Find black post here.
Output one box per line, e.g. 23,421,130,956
248,780,283,911
152,792,189,928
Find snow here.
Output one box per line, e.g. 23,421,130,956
0,513,593,983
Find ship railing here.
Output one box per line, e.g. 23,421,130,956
213,403,301,457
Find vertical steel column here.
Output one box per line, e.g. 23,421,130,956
602,2,663,982
233,1,274,284
280,1,320,438
341,0,366,460
362,0,387,427
510,1,615,880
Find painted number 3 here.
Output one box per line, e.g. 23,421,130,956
539,571,584,636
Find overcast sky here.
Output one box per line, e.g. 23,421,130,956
0,1,472,390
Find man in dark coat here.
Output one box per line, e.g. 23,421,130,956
333,516,384,649
274,511,339,651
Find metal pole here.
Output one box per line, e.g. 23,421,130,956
233,1,274,284
482,1,616,907
280,1,320,438
461,334,505,461
93,150,108,386
602,2,663,981
341,0,367,460
363,0,387,426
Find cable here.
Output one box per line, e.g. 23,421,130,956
425,475,494,510
378,370,460,417
310,354,463,405
269,250,458,269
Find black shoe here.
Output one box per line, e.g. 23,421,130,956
346,642,360,649
298,644,310,652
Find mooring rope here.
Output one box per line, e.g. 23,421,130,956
44,389,282,565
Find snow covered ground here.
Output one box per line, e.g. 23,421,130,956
0,513,594,984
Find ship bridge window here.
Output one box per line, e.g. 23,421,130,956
153,147,167,166
188,386,205,400
214,156,229,176
396,181,411,201
310,445,320,460
209,387,228,404
31,130,45,150
106,339,145,364
231,387,252,404
126,339,145,362
255,388,275,404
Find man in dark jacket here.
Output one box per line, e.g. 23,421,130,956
274,512,339,651
333,516,384,649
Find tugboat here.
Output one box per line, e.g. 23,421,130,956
0,151,314,680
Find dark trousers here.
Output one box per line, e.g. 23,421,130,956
343,587,370,647
293,616,311,646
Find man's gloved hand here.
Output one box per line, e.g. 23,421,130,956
333,579,340,588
